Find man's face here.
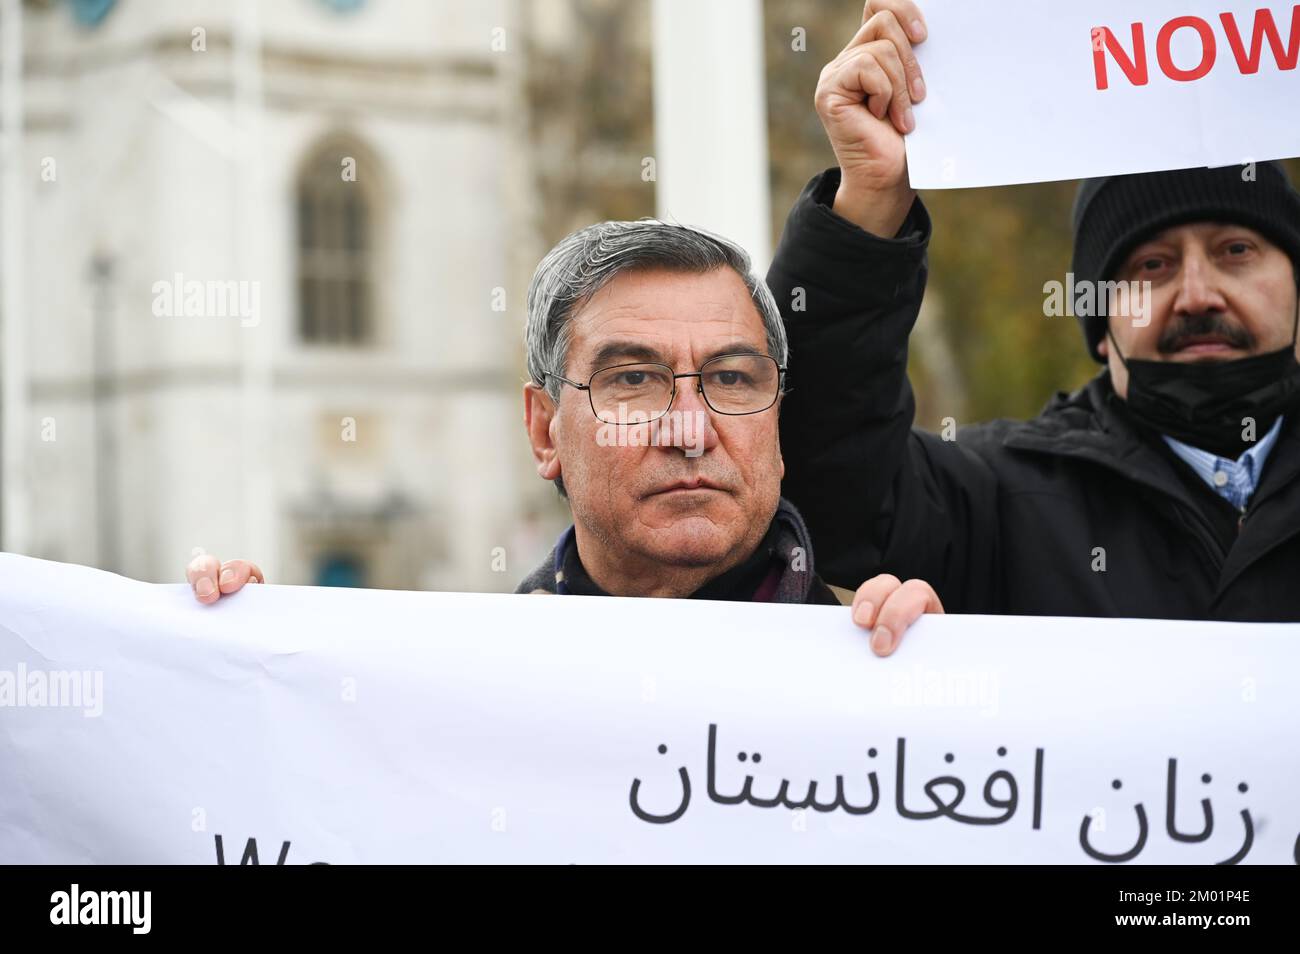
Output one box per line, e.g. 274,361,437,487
1102,222,1298,398
526,266,784,574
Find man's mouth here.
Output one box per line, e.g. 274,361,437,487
643,478,726,498
1166,334,1245,358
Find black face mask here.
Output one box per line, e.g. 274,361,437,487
1110,298,1300,460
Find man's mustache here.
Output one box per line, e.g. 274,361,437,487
1156,312,1254,354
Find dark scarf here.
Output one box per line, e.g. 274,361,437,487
556,519,784,601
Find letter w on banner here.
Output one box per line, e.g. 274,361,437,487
906,0,1300,188
1,554,1299,863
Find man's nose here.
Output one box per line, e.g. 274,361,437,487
1172,253,1228,316
654,379,719,454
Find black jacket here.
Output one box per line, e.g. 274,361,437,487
768,169,1300,621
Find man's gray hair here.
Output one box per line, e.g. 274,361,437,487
525,219,789,399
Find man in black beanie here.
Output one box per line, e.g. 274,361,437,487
765,0,1300,620
1071,164,1300,462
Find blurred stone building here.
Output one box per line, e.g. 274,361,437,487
9,0,549,590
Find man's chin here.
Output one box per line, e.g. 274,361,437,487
631,514,742,568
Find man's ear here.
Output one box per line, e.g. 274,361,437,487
524,383,563,481
1097,337,1110,358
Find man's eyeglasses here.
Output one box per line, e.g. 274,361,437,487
543,353,785,424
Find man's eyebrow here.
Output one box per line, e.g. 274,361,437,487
701,342,768,364
588,340,666,370
588,340,770,371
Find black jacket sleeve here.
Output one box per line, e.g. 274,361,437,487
767,168,1002,612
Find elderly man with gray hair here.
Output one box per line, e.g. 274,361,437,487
184,220,941,655
514,218,943,654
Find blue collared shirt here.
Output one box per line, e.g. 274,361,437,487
1162,417,1284,512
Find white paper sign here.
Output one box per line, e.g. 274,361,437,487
1,553,1298,864
906,0,1300,188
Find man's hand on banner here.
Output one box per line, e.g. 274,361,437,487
187,554,264,604
815,0,927,236
851,574,944,657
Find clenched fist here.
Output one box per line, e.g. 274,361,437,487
815,0,928,236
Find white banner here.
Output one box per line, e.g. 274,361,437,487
0,553,1298,864
906,0,1300,188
